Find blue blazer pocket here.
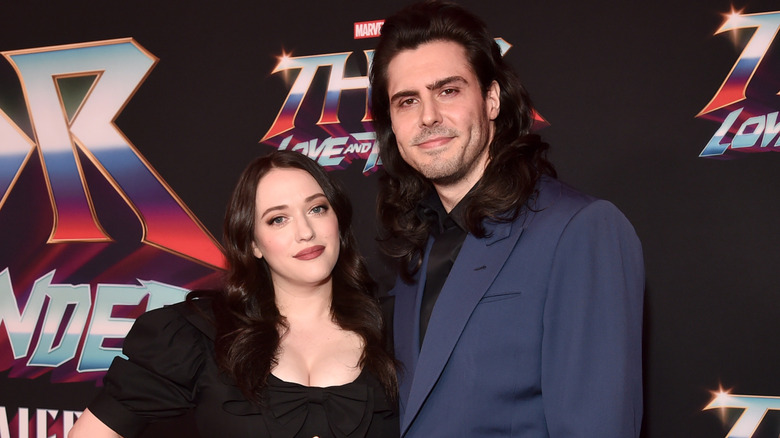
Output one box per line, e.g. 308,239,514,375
478,290,523,304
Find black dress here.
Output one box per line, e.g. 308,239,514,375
88,300,398,438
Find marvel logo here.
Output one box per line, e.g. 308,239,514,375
354,20,384,39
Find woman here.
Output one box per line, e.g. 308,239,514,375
69,151,398,437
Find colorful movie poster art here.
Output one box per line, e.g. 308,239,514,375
698,9,780,157
0,39,224,385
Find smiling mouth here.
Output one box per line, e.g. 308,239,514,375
416,136,453,149
294,245,325,260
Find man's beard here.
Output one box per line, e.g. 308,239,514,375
411,125,490,187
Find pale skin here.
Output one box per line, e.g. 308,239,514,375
252,168,362,387
69,168,363,437
387,40,500,212
68,409,120,438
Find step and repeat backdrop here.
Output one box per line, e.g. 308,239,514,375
1,1,779,437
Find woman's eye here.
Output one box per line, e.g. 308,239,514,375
311,205,329,214
268,216,285,225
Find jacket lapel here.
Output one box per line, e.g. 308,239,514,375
392,277,418,416
393,238,434,416
400,219,525,434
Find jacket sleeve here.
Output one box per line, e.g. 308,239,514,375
541,199,644,437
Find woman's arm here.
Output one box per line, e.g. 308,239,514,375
68,409,122,438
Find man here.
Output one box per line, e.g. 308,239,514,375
370,1,644,436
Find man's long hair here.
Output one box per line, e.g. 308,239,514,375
211,151,397,402
370,0,556,281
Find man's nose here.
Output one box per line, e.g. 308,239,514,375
420,99,442,127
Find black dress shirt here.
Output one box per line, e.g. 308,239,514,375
417,193,468,345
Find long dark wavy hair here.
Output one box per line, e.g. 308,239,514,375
370,0,556,281
204,150,397,402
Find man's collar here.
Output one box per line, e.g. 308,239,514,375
417,188,471,234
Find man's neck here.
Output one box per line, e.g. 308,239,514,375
433,161,487,212
434,181,476,213
433,145,491,212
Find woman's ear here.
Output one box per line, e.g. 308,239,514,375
251,241,263,259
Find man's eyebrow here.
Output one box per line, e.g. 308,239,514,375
427,75,467,90
390,76,468,103
390,89,418,103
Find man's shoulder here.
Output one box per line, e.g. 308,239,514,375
526,175,601,220
535,175,596,208
524,175,633,233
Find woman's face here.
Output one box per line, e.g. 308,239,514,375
251,167,340,291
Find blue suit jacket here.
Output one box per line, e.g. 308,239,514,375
390,177,644,437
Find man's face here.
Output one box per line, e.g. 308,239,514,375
386,40,500,190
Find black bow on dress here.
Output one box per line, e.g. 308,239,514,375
222,379,375,438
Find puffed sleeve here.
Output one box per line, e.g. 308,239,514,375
88,304,209,438
541,200,644,437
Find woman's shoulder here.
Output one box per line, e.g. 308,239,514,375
126,295,217,351
91,297,221,437
169,296,217,340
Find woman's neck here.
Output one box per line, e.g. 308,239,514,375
274,279,333,323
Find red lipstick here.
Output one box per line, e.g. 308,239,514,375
294,245,325,260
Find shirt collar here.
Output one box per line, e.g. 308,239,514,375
417,190,469,235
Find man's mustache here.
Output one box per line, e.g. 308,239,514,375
411,126,459,146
